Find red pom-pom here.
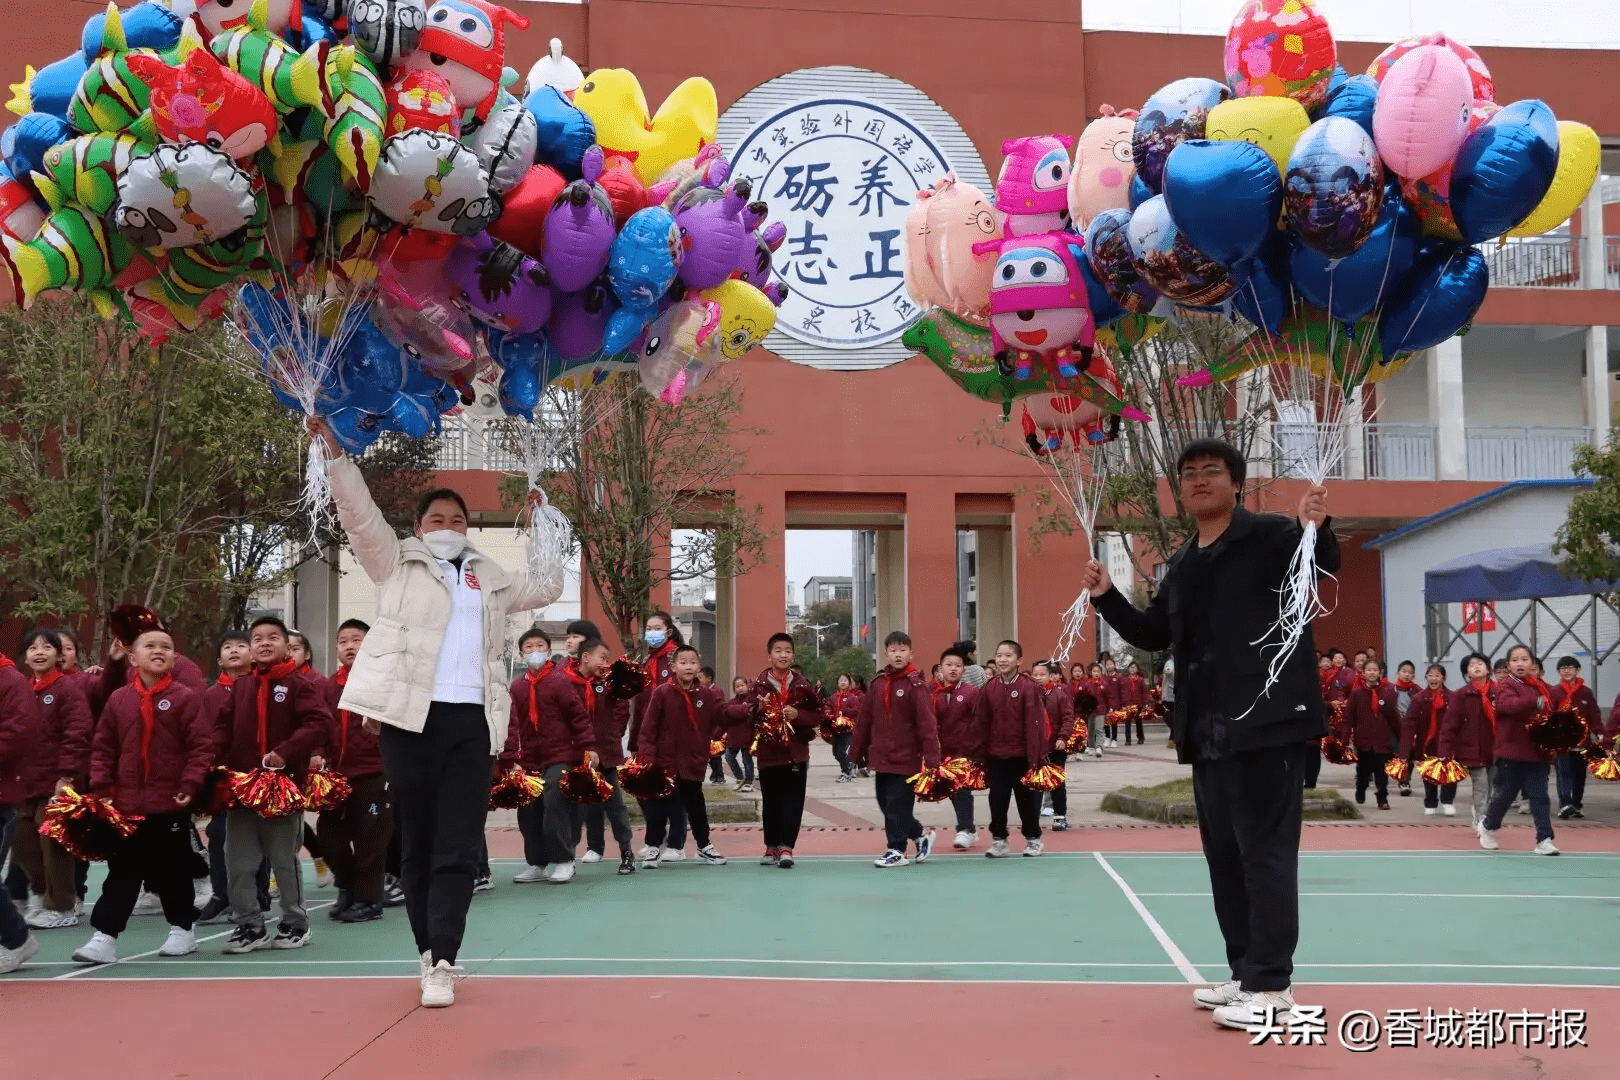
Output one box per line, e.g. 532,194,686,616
1416,756,1469,786
1021,762,1066,791
1528,711,1588,755
489,765,544,810
194,766,242,817
1066,719,1090,755
560,757,613,804
231,768,308,819
1588,755,1620,782
303,768,353,813
606,658,647,699
40,787,141,862
1384,758,1412,783
618,756,675,799
1321,735,1357,765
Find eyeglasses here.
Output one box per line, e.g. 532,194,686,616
1178,465,1227,482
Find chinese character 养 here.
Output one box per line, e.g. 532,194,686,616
848,158,903,217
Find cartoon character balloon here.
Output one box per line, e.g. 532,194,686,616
369,128,496,234
1223,0,1338,112
126,44,277,160
920,175,1001,322
1132,77,1231,194
1372,45,1475,180
1068,106,1137,230
1283,116,1384,259
541,145,616,291
194,0,301,39
114,143,259,248
603,205,683,354
445,231,553,334
983,233,1095,383
573,69,718,186
637,299,722,405
402,0,530,122
1368,33,1494,103
1125,195,1241,307
993,134,1074,236
349,0,429,71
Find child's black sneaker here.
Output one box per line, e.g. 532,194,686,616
222,924,270,954
271,925,311,950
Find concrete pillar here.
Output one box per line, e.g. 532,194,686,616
730,485,784,679
974,527,1016,650
1581,180,1606,289
1428,337,1467,480
293,546,341,672
712,534,736,687
875,528,906,646
1588,324,1612,446
1241,368,1273,479
904,489,956,647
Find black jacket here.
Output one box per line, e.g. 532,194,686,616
1093,509,1339,764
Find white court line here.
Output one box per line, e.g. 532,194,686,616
1140,892,1620,900
32,956,1175,969
490,850,1620,864
53,900,335,980
1091,852,1203,985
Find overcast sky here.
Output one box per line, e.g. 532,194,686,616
786,530,854,598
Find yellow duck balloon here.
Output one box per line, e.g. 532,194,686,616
572,69,718,186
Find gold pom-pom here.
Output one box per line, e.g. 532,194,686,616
39,786,140,862
560,757,614,804
1321,735,1357,765
618,756,675,800
708,739,725,758
1384,758,1412,783
231,768,308,818
303,768,352,812
1588,755,1620,782
1416,756,1469,786
489,765,545,810
1065,719,1089,755
1021,762,1066,791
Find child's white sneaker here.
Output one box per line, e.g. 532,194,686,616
159,925,197,957
952,830,974,850
72,930,118,965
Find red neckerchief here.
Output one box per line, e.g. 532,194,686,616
1128,674,1144,692
1560,676,1586,705
1424,684,1446,748
0,657,13,672
333,665,353,766
32,669,63,694
254,659,298,756
1351,672,1370,695
881,664,918,720
671,679,700,730
768,670,792,703
933,681,958,712
1394,675,1417,692
525,660,556,729
1470,678,1496,733
564,658,596,715
644,640,676,687
133,673,176,779
218,672,237,688
1523,674,1554,720
1320,668,1334,691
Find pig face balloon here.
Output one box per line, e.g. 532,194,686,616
1068,106,1138,230
922,174,1002,322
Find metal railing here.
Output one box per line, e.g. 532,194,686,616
1262,422,1438,481
434,424,468,470
1476,237,1583,288
1465,426,1593,481
1363,424,1437,480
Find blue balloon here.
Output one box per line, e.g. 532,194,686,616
1079,253,1125,328
1291,185,1418,324
1128,173,1152,211
1132,77,1230,193
1326,65,1348,93
383,394,436,440
1450,100,1560,244
14,53,87,121
1163,139,1281,266
498,360,543,420
326,408,385,455
1284,117,1384,259
335,321,408,412
2,113,74,192
297,12,343,47
81,1,182,60
1125,194,1244,307
1376,241,1489,361
1229,235,1292,334
1085,208,1161,315
524,85,596,181
1319,74,1377,138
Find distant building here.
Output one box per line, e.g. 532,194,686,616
803,576,852,606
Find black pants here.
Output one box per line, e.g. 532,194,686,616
1193,744,1308,992
515,763,571,867
1302,740,1321,790
724,748,754,784
1422,780,1458,808
1483,759,1555,842
316,774,394,903
1556,752,1588,811
92,813,198,936
950,789,975,832
207,813,269,910
578,768,636,856
986,756,1041,840
1045,750,1068,816
758,761,808,851
645,778,711,850
0,807,30,949
873,771,923,852
1354,750,1390,803
832,732,854,776
379,702,493,966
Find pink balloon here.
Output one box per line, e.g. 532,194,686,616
1373,45,1475,181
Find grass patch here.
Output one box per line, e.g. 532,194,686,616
1101,779,1360,823
623,783,759,824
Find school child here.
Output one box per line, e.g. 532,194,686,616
1401,664,1454,815
826,674,865,783
14,629,93,929
1032,661,1074,830
1390,661,1418,795
746,634,819,868
972,641,1048,857
1479,646,1559,855
851,632,940,867
721,677,755,792
1344,658,1400,809
1098,654,1122,747
503,628,596,885
70,626,215,965
635,645,727,868
564,638,637,874
1550,656,1602,820
317,620,395,922
1440,653,1497,830
934,649,982,850
629,613,688,860
1081,662,1107,759
1122,661,1148,746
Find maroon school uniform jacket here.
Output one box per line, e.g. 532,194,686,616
1345,680,1401,754
1550,679,1602,746
1122,675,1150,712
500,663,594,771
1097,672,1122,714
1439,681,1495,767
1400,687,1448,759
1492,675,1553,763
562,660,630,769
1041,683,1076,748
31,668,95,795
721,694,754,750
746,668,819,768
93,678,215,816
638,681,725,781
215,661,332,783
1322,666,1355,704
932,681,983,759
974,674,1046,763
851,665,940,776
325,665,383,778
627,640,679,752
91,653,207,719
0,661,43,805
1606,693,1620,748
826,689,865,728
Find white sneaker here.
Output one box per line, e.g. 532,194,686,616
72,930,118,965
581,850,602,864
1213,988,1296,1030
1040,806,1055,817
25,907,78,929
953,830,974,850
131,890,162,916
23,895,42,920
1192,980,1243,1009
873,849,909,868
1442,804,1457,817
1023,838,1044,857
640,847,663,870
419,950,433,980
636,845,657,860
0,933,38,974
661,849,686,862
546,862,576,883
1423,807,1437,816
985,838,1009,859
696,845,727,865
193,878,214,910
314,859,334,889
1533,838,1561,856
915,829,935,863
421,959,462,1008
1479,827,1500,850
159,925,197,957
512,864,550,883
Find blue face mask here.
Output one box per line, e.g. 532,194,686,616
645,629,667,649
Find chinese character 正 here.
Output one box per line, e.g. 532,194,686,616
850,229,903,282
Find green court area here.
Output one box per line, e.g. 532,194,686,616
16,849,1620,988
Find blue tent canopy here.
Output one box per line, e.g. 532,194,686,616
1423,544,1620,605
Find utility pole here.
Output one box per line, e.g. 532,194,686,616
802,622,835,659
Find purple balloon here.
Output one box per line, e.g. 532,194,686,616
548,283,616,361
675,182,753,290
541,147,616,293
1084,208,1162,314
446,232,553,335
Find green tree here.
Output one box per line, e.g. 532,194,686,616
797,645,877,693
1555,440,1620,587
792,598,853,654
499,374,768,652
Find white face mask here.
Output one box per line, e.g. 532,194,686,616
423,530,467,560
524,651,549,670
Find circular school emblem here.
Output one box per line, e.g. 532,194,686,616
1010,690,1019,698
697,699,705,708
896,689,905,697
594,684,605,694
955,695,964,702
157,698,172,711
274,690,287,703
42,694,54,705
